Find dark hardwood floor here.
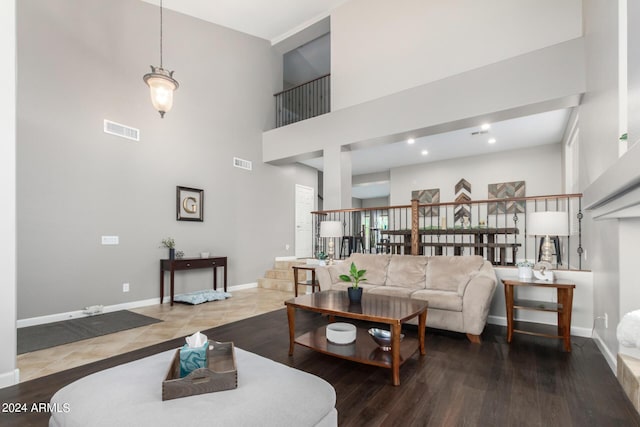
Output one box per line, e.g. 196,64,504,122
1,309,639,426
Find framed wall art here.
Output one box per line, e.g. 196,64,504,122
176,186,203,222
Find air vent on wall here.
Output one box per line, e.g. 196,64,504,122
104,120,140,141
233,157,252,171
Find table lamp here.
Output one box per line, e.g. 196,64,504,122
320,221,343,265
527,211,568,280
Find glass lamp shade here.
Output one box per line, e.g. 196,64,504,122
143,66,179,118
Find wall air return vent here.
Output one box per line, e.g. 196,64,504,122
104,120,140,141
233,157,252,171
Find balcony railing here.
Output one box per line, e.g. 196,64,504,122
311,193,584,270
274,74,330,128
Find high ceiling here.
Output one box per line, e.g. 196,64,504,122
140,0,348,43
140,1,573,200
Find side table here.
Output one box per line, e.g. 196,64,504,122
292,265,320,297
502,277,575,352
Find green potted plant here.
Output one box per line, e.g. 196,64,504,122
317,251,328,266
160,237,176,259
340,262,367,303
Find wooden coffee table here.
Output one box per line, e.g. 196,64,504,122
285,290,428,386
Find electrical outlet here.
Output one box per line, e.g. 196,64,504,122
604,312,608,329
122,282,130,293
285,244,290,250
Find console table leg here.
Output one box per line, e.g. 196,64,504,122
170,270,175,307
559,288,573,352
213,266,217,291
504,283,514,343
287,306,295,356
160,268,164,304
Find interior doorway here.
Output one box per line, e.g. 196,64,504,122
295,184,314,258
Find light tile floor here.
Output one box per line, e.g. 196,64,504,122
17,288,294,382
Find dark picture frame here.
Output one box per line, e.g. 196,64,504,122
176,186,203,222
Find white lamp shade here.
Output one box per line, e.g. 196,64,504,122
527,211,569,236
320,221,343,238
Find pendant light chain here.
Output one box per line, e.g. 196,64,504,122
159,0,163,68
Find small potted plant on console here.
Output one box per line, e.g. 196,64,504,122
340,262,367,303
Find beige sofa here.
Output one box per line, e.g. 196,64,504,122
315,253,497,343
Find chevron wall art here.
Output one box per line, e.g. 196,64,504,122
411,188,440,216
454,178,472,224
488,181,526,214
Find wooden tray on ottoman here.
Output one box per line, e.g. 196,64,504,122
162,341,237,401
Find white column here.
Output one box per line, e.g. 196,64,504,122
323,146,352,210
0,0,18,388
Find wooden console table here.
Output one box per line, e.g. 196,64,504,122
160,257,227,306
502,277,575,352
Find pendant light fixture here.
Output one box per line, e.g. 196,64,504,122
143,0,179,118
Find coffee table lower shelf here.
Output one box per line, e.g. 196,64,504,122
294,326,419,369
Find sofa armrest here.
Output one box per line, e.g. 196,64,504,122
462,262,498,335
315,266,334,291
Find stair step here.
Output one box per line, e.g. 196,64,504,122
258,277,294,292
274,259,308,270
265,269,297,280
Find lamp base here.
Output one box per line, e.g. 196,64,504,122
540,235,554,264
327,239,335,266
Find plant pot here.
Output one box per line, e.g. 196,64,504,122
347,287,363,304
169,248,175,260
518,266,533,279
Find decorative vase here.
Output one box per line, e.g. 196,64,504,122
518,266,533,279
347,287,363,304
169,248,175,260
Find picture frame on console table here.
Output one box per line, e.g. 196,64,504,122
176,186,204,222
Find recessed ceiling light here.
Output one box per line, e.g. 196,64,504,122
421,150,428,156
407,138,415,144
481,123,491,131
488,138,496,144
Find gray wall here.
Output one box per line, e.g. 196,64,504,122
580,0,623,356
16,0,316,319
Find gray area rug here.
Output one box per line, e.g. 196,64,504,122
18,310,162,354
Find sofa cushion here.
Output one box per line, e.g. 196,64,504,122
327,261,351,284
411,289,463,312
425,255,484,295
368,286,415,299
385,255,427,289
346,253,391,286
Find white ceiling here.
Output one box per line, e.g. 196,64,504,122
308,109,571,199
140,0,347,43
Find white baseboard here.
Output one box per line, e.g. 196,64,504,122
487,315,593,338
593,330,617,374
18,282,259,328
0,369,19,389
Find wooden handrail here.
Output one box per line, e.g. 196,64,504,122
312,193,583,215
